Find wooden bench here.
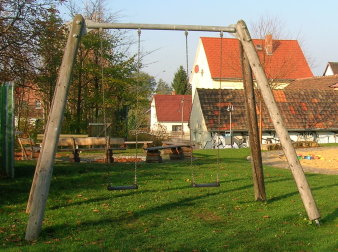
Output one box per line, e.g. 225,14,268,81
66,137,125,163
144,144,192,163
17,138,41,160
36,134,89,142
36,136,124,163
123,141,153,149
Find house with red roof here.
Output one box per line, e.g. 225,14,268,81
188,36,338,148
150,94,192,139
286,75,338,90
190,35,313,98
190,88,338,149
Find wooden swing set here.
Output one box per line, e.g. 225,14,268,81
24,15,321,241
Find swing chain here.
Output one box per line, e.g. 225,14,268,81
134,28,142,186
216,31,224,183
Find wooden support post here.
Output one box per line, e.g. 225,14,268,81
239,43,266,201
25,15,85,241
236,20,320,222
73,149,80,163
107,149,114,163
259,100,263,144
105,137,110,163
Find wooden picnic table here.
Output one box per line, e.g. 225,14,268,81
144,144,192,163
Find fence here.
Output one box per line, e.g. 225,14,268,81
0,82,15,178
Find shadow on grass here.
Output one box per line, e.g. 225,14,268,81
42,191,223,238
268,183,338,203
322,208,338,223
49,179,257,211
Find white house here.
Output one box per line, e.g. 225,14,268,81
190,35,313,98
150,94,192,140
323,62,338,76
189,35,338,148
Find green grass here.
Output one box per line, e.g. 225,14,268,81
320,143,338,147
1,148,337,251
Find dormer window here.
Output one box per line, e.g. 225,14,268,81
255,44,263,51
35,100,42,109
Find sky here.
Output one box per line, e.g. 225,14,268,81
59,0,338,84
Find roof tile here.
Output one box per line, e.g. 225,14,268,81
287,75,338,90
197,88,338,131
154,94,192,122
201,37,313,80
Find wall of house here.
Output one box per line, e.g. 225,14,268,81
324,65,334,76
190,39,213,99
158,122,190,139
190,91,212,148
260,131,338,144
315,132,338,143
150,98,158,132
190,39,290,100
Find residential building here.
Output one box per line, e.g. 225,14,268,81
190,89,338,149
190,35,313,98
286,75,338,90
323,62,338,76
15,84,44,130
150,94,192,140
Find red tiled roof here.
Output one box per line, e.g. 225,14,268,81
154,94,192,122
201,37,313,80
286,75,338,90
197,89,338,131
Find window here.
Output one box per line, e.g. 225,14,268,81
35,100,42,109
255,44,263,50
172,125,182,132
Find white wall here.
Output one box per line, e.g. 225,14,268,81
316,132,338,143
260,131,338,144
150,98,158,132
189,90,212,148
190,39,214,99
323,65,334,76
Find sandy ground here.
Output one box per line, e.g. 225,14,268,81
261,146,338,175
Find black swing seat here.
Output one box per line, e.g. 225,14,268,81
192,182,220,188
107,184,139,191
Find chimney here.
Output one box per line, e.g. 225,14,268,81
265,34,273,55
171,91,176,95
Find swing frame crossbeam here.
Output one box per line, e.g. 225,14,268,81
85,20,236,33
24,15,321,241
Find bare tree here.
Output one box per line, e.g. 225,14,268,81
0,0,62,82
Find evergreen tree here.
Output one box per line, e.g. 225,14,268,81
171,66,189,95
155,79,172,94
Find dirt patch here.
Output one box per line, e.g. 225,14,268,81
261,146,338,175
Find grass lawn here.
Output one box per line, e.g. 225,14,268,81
1,148,337,251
